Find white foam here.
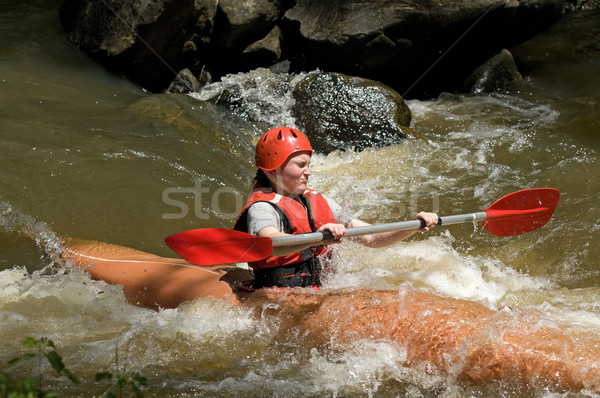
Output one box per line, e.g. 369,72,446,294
322,230,554,308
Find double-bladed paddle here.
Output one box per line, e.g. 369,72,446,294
165,188,560,266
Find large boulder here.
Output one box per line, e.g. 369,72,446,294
60,0,565,98
292,72,413,152
283,0,565,98
60,0,219,92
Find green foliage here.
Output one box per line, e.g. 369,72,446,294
0,337,79,398
94,342,147,398
1,337,147,398
95,372,147,398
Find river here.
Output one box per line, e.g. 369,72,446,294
1,1,600,397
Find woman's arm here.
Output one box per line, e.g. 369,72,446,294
258,224,345,257
348,212,439,248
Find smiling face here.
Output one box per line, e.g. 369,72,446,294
267,151,312,196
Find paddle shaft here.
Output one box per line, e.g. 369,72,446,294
165,188,559,266
271,211,489,248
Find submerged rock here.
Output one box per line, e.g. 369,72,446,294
126,93,256,167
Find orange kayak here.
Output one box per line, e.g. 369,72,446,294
62,237,600,392
62,238,252,310
247,288,600,392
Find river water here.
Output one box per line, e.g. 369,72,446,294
1,1,600,397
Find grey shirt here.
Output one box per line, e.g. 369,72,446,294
246,195,354,236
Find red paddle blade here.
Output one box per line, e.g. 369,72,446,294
482,188,560,236
165,228,273,266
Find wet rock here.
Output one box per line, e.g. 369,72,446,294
268,60,291,74
464,49,525,94
167,67,212,93
215,0,282,49
60,0,566,98
510,9,600,75
168,68,202,93
241,26,284,69
284,0,565,98
292,72,413,152
191,68,412,153
60,0,219,92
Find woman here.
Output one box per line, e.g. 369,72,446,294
234,127,438,288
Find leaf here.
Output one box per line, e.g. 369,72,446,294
117,374,127,387
45,351,65,372
129,382,144,398
132,375,147,386
7,355,22,364
22,337,38,348
95,372,113,381
7,353,35,365
63,368,80,384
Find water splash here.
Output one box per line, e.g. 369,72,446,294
0,200,64,263
189,68,319,132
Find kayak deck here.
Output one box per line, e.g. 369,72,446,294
62,238,252,309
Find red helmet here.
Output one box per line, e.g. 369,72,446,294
255,127,313,171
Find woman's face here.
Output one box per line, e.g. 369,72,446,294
269,151,312,196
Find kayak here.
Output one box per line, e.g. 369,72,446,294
247,287,600,392
62,238,252,310
62,237,600,392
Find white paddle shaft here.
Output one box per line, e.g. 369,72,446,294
270,211,488,248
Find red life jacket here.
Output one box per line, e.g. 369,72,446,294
234,187,336,271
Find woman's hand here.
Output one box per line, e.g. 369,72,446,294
318,223,346,242
416,211,439,232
